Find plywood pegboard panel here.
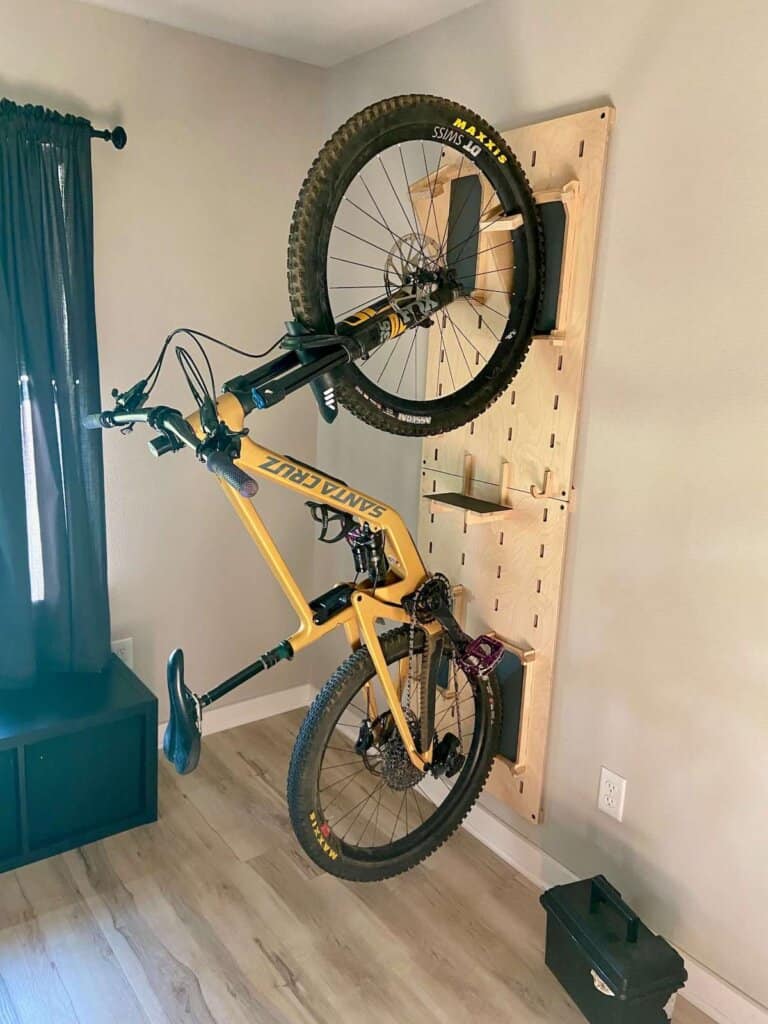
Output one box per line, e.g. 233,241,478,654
416,106,614,823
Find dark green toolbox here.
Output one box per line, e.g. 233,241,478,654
540,875,687,1023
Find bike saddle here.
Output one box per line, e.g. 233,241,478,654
162,648,202,775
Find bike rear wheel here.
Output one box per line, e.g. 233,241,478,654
287,94,543,436
286,626,501,881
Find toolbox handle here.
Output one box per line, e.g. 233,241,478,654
589,876,640,944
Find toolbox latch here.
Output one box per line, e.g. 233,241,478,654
590,970,615,997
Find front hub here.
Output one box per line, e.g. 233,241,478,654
384,233,460,329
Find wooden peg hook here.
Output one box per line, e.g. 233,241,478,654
499,461,513,508
530,468,552,499
462,453,473,497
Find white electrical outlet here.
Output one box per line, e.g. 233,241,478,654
111,637,134,670
597,766,627,822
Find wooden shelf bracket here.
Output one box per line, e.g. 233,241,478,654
428,456,516,526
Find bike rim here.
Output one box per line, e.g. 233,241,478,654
324,131,536,410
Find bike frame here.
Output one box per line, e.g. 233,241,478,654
196,392,441,770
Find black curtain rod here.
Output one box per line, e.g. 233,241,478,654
90,125,127,149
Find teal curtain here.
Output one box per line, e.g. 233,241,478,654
0,99,109,684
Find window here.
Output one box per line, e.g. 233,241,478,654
18,375,44,602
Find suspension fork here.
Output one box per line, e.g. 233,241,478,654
335,282,460,350
222,282,461,415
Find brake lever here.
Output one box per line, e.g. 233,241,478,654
199,397,219,437
111,379,149,413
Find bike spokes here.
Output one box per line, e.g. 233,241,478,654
326,139,511,405
317,648,479,851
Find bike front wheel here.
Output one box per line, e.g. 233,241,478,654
286,626,501,881
287,94,543,436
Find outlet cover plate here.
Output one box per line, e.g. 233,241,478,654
111,637,134,670
598,766,626,822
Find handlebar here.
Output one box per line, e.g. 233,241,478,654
83,405,259,498
204,451,258,497
82,412,109,430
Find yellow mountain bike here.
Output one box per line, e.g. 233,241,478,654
86,95,543,881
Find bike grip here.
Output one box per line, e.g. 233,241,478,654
82,412,106,430
205,452,259,498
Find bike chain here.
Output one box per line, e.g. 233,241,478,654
452,656,463,751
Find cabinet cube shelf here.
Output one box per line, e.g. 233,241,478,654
0,654,157,873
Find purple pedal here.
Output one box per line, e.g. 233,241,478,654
457,634,505,676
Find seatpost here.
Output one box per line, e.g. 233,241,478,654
198,640,293,708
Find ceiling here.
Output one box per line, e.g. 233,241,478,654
81,0,483,67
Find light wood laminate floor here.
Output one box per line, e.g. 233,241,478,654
0,709,713,1024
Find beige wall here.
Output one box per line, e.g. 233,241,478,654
3,0,768,1007
322,0,768,1008
0,0,327,715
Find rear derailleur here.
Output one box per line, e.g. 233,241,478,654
354,711,464,783
431,732,465,778
354,712,465,781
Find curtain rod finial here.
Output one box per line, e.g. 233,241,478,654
110,126,127,150
90,125,127,149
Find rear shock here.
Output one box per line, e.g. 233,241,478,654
347,522,390,586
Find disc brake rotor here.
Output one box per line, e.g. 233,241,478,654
384,232,442,312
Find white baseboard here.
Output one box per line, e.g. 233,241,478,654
161,685,767,1024
156,682,314,748
457,790,576,890
679,959,768,1024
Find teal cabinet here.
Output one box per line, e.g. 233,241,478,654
0,655,157,872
